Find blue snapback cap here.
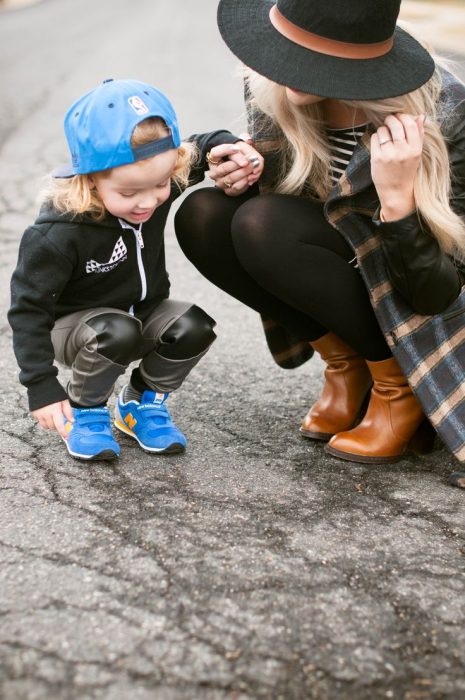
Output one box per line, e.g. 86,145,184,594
54,79,181,178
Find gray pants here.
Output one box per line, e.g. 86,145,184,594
51,300,215,406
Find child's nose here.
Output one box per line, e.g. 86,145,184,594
138,191,158,209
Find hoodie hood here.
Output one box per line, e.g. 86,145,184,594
35,201,118,228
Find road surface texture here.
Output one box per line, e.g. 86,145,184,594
1,1,464,699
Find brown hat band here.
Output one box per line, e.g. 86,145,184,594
269,5,394,60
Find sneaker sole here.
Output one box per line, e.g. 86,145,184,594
65,445,119,461
114,419,185,454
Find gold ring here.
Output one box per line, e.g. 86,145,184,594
206,151,222,166
224,179,233,189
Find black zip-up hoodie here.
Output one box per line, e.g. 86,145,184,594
9,130,237,412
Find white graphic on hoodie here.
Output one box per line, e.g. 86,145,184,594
86,237,128,274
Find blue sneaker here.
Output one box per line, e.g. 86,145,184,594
114,388,187,454
64,407,120,461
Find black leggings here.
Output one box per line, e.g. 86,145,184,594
174,189,391,361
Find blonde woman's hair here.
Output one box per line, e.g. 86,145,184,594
245,62,465,260
42,117,196,221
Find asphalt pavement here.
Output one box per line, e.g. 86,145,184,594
1,1,465,699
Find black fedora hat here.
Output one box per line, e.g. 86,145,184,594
217,0,435,100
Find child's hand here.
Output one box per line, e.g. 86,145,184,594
371,113,425,221
207,135,264,196
32,400,74,439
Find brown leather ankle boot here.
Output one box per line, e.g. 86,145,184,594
325,355,428,463
300,332,372,441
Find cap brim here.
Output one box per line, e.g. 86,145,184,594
52,164,76,179
217,0,435,100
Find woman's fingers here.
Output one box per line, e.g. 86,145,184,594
221,170,251,194
371,113,425,221
207,141,261,170
377,113,424,152
209,155,261,193
207,151,250,185
228,151,261,171
233,141,263,170
210,159,249,187
396,113,424,152
207,143,246,166
207,140,263,195
375,125,393,149
383,114,407,144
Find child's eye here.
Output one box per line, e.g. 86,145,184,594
157,181,170,189
120,192,135,198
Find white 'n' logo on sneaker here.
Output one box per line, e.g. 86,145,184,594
86,237,127,273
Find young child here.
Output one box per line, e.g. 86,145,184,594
8,78,255,461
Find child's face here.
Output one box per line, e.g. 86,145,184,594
90,149,178,224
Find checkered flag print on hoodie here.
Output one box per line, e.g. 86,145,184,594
86,236,127,273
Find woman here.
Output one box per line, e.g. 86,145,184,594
174,0,465,477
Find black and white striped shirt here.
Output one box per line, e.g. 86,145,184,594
327,124,367,184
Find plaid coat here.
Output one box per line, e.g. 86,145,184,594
247,71,465,462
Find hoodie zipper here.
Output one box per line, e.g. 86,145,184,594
118,219,147,314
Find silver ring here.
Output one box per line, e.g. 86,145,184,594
379,138,392,145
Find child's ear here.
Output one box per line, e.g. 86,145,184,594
87,174,95,188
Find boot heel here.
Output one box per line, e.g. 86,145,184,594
408,418,436,455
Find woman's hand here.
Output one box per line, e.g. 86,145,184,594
371,113,425,221
32,399,74,439
207,134,264,196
